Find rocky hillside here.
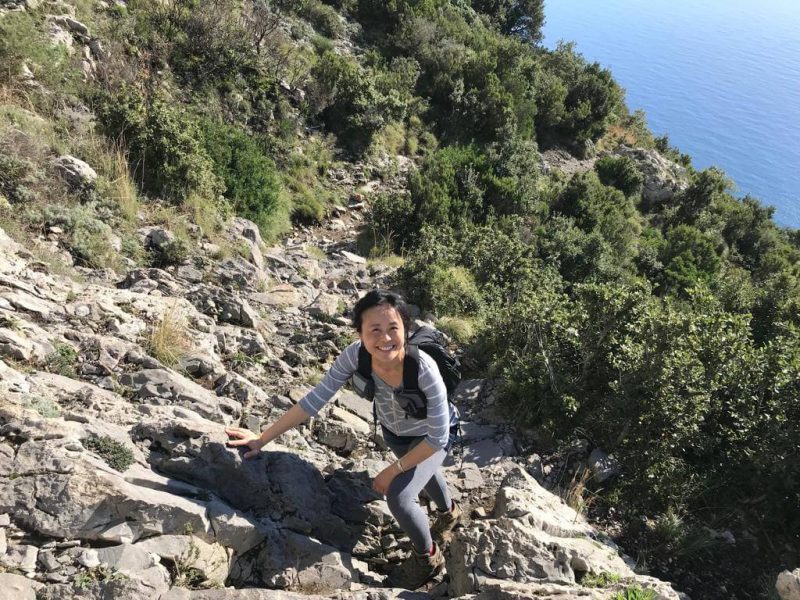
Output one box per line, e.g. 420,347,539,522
0,200,688,600
1,0,798,598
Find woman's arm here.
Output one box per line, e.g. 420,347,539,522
226,403,311,458
297,341,360,416
226,341,361,459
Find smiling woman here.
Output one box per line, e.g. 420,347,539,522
224,289,461,590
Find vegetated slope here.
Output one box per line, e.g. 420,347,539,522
0,1,797,599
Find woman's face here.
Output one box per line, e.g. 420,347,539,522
358,304,406,367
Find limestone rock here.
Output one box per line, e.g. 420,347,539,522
308,292,342,318
187,287,260,328
119,368,241,424
0,422,212,543
135,535,229,586
96,543,170,592
614,146,688,205
0,573,42,600
53,155,97,189
778,569,800,600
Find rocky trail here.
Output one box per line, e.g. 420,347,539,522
0,194,687,599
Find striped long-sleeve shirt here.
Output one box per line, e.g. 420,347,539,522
298,341,458,449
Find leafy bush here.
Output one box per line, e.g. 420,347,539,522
537,43,624,144
134,0,259,91
551,171,640,265
96,86,224,204
424,265,483,316
0,11,78,92
309,51,417,152
28,397,61,419
436,315,478,344
291,193,325,224
659,225,720,293
38,204,120,269
199,118,286,237
611,587,656,600
471,0,545,42
44,343,79,378
581,571,621,588
150,236,189,268
595,155,644,197
361,192,416,255
82,436,135,472
298,0,345,38
408,145,530,228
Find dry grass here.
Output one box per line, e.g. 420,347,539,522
562,467,597,521
304,244,327,261
147,303,192,367
436,315,479,344
90,136,141,223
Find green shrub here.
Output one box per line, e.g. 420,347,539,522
96,86,223,204
436,315,478,344
199,118,286,237
82,436,135,472
595,155,644,197
425,265,483,316
551,171,640,265
150,237,189,268
291,193,325,224
659,225,720,293
0,11,79,92
581,571,621,588
37,204,120,269
28,397,61,419
309,51,416,153
0,150,39,205
611,587,656,600
44,343,79,378
299,0,344,38
361,192,416,255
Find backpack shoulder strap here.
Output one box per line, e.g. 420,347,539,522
357,343,372,378
403,344,421,393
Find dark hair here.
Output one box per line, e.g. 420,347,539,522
352,289,411,334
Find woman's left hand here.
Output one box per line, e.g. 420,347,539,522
372,465,399,496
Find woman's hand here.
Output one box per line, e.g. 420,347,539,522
225,427,265,459
372,464,399,496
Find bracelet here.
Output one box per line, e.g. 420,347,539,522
396,459,405,473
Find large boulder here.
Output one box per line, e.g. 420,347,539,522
131,417,358,550
778,569,800,600
187,287,260,328
447,465,682,600
0,438,213,544
53,155,97,189
0,573,43,600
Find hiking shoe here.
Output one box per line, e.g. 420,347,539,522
385,542,444,590
431,499,463,542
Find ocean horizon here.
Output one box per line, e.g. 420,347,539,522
542,0,800,228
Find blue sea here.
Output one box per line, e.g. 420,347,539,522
543,0,800,228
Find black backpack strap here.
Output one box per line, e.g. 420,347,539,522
357,344,372,378
403,344,421,393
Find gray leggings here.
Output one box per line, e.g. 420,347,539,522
383,428,453,553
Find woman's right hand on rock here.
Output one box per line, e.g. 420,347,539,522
225,427,265,459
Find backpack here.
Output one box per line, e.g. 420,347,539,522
350,325,461,419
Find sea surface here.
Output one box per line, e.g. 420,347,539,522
542,0,800,228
